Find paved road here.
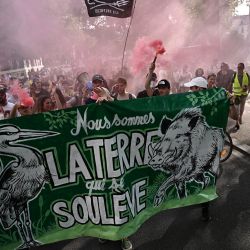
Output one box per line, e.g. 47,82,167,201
34,150,250,250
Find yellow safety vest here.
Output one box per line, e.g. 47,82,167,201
233,72,249,96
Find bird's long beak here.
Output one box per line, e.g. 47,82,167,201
17,129,59,141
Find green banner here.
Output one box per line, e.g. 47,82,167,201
0,88,229,250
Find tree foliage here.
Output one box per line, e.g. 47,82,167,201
184,0,245,19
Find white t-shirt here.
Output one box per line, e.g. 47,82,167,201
0,102,15,119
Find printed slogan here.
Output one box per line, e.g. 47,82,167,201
0,88,229,250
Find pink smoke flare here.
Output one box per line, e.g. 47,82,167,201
130,38,167,74
149,40,166,55
10,83,34,107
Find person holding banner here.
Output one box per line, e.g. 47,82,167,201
184,77,208,91
89,79,133,250
182,77,212,221
207,73,239,122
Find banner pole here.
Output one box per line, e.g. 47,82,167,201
121,0,137,75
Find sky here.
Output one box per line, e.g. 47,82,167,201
236,0,249,15
1,0,250,78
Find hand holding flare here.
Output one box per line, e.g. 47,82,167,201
131,37,167,74
150,40,166,63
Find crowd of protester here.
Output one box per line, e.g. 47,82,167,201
0,60,249,132
0,60,249,250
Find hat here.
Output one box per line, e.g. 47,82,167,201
156,79,170,89
184,77,208,89
92,74,104,82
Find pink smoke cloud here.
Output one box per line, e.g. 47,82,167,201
10,83,34,107
130,37,168,75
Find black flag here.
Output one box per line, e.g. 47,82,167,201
85,0,134,18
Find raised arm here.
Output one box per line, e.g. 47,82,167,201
145,62,156,97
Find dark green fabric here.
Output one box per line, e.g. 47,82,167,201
0,88,229,250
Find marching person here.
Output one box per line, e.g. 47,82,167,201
0,84,15,120
111,77,136,100
144,62,171,97
216,62,234,92
137,72,158,98
10,96,34,118
184,77,212,221
207,73,217,89
84,74,113,105
91,83,132,250
184,77,208,91
231,62,250,130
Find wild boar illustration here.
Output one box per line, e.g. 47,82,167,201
148,108,224,207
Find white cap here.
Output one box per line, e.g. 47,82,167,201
184,77,208,89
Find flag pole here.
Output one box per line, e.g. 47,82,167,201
121,0,137,75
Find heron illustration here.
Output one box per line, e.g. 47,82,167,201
0,124,58,249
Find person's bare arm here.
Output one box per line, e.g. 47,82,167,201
10,104,19,118
50,83,64,110
145,62,156,97
94,87,114,104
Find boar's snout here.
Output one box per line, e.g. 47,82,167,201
149,155,164,167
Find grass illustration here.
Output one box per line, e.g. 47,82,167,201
43,110,77,130
33,196,51,237
186,88,226,116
